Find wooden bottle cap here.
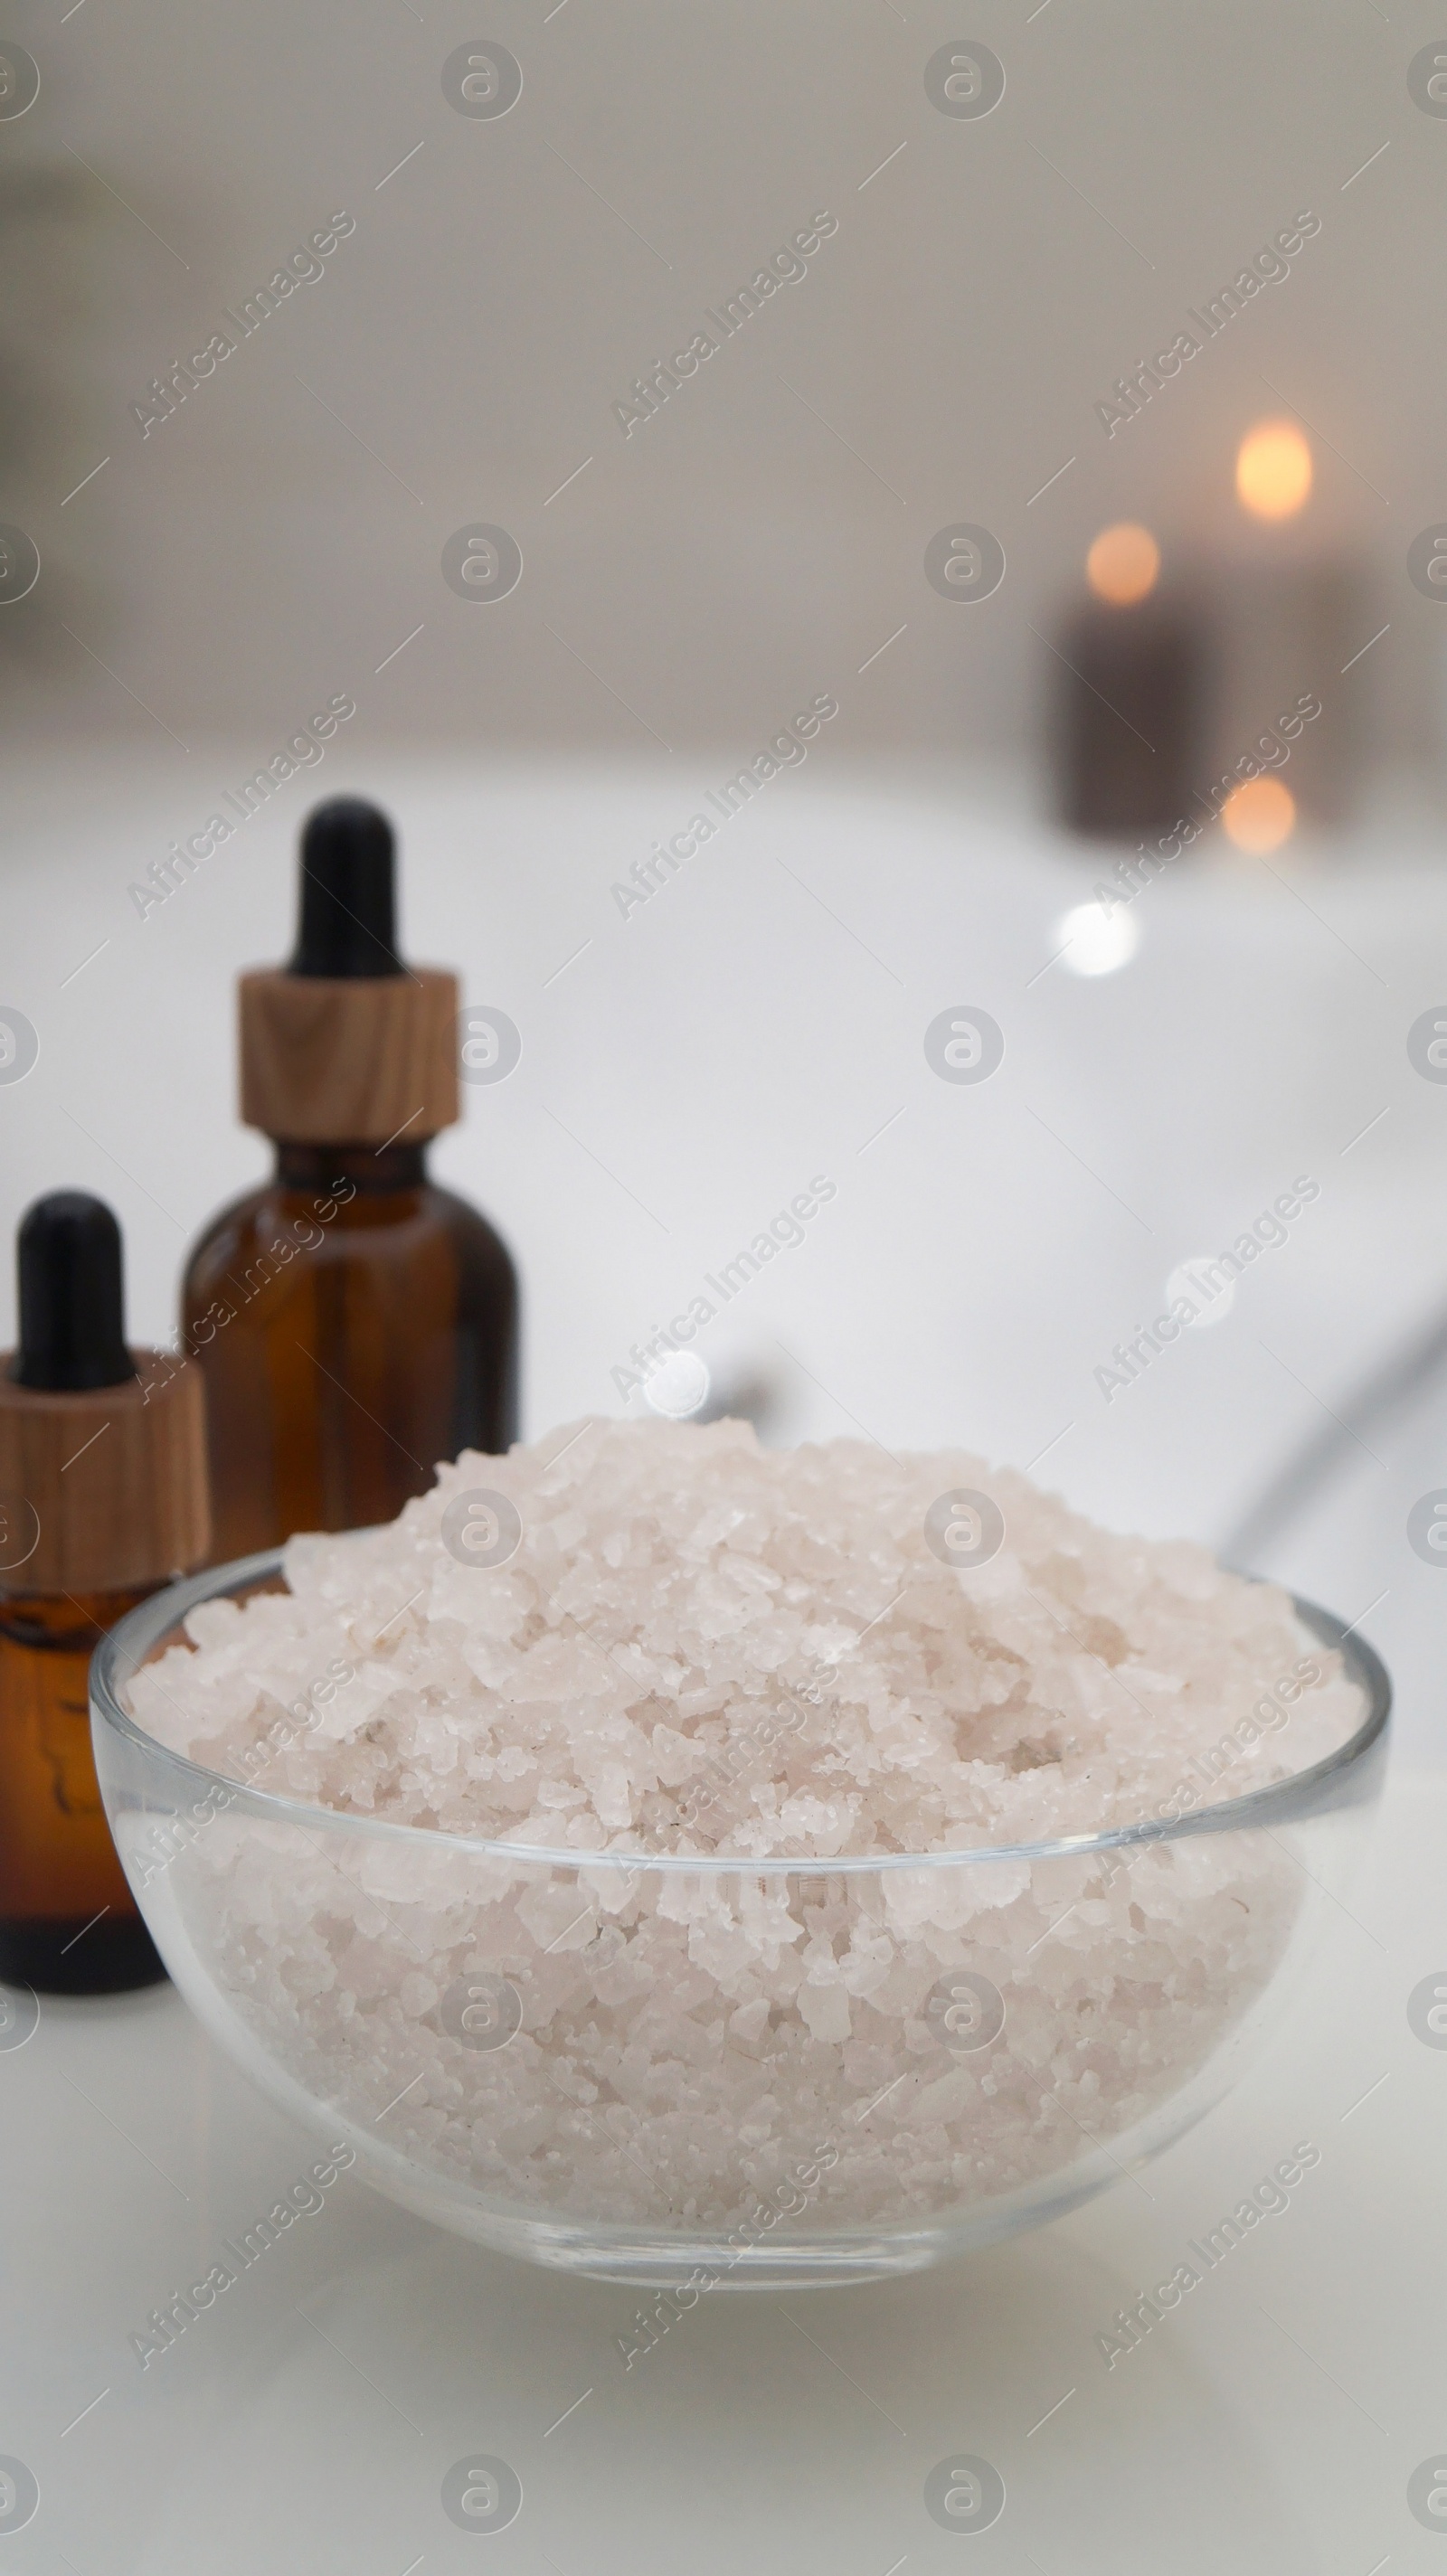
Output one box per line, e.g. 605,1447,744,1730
238,967,460,1146
0,1352,211,1598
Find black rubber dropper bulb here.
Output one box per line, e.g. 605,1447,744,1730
290,797,405,979
9,1192,133,1392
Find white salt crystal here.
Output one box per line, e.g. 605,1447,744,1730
125,1419,1368,2240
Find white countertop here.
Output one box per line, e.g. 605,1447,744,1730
0,1762,1434,2576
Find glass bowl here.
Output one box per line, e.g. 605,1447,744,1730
90,1550,1389,2289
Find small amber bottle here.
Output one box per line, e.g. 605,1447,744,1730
0,1194,210,1992
181,797,519,1562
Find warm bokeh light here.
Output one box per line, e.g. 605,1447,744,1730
1235,418,1313,521
1221,776,1297,853
1085,522,1160,606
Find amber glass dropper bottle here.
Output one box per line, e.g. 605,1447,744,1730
0,1193,210,1992
181,796,519,1561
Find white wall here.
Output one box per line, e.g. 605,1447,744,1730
0,0,1439,770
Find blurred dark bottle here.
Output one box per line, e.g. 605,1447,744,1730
180,798,519,1562
0,1194,210,1991
1051,523,1206,841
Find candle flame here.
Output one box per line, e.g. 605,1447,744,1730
1235,419,1312,521
1085,522,1160,606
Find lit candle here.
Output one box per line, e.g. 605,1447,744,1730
1202,417,1364,836
1051,523,1206,843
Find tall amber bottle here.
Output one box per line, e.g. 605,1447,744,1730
180,797,519,1561
0,1194,210,1992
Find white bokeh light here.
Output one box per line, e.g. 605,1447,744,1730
1054,901,1141,977
1165,1258,1237,1328
643,1351,712,1419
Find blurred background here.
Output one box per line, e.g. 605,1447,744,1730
2,0,1446,764
3,0,1445,1742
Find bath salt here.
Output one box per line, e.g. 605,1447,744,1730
120,1420,1370,2243
128,1417,1361,1856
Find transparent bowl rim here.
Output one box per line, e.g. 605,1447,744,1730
90,1547,1391,1880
